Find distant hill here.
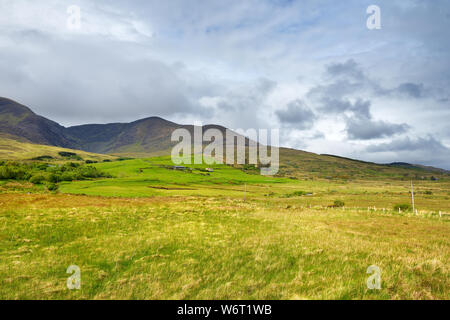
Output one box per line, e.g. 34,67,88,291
0,97,76,147
0,97,241,155
0,97,448,179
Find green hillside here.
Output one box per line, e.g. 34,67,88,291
0,137,115,162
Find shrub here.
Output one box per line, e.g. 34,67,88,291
394,203,412,212
49,173,61,183
31,155,54,161
0,161,111,183
103,159,112,162
333,200,345,207
29,174,46,184
0,165,31,180
58,151,82,160
424,190,433,195
61,172,76,181
58,151,76,157
85,160,98,164
47,183,59,191
281,190,310,198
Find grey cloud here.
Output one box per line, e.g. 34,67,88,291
0,30,215,125
307,80,363,102
276,99,316,129
346,117,409,140
326,59,364,81
395,82,426,98
319,98,371,118
365,136,450,169
366,136,448,153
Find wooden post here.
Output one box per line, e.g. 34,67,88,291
411,180,415,213
439,211,442,218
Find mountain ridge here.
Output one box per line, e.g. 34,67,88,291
0,97,448,176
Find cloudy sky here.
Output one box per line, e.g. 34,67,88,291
1,0,449,169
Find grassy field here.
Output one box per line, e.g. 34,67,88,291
0,156,449,299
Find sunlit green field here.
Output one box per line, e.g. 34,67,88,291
0,156,449,299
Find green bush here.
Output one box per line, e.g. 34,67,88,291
31,155,54,161
394,203,412,212
0,161,111,183
281,190,310,198
49,173,61,183
333,200,345,207
0,165,31,180
29,174,46,184
61,172,76,181
47,183,59,191
58,151,82,160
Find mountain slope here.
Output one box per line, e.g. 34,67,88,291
0,137,115,161
0,97,76,147
65,117,183,154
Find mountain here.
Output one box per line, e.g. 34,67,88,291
0,97,76,147
0,97,241,155
0,97,448,179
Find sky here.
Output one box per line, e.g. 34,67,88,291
0,0,449,169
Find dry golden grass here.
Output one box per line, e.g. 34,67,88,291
0,193,448,300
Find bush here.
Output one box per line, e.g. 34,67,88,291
29,174,46,184
333,200,345,207
394,203,412,212
0,165,31,180
47,183,59,191
58,151,76,157
85,160,98,164
31,155,54,161
282,190,310,198
424,190,433,195
58,151,82,160
48,173,61,183
0,161,111,183
61,172,76,181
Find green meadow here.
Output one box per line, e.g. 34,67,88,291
0,156,449,299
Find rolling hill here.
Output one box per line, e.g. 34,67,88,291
0,97,448,179
0,137,115,162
